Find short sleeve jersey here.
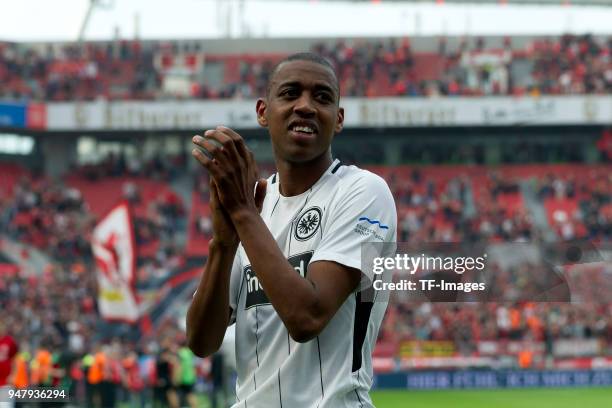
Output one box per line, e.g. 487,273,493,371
228,159,397,408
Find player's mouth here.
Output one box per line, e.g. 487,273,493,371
288,122,318,142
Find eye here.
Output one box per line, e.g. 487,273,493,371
279,88,299,98
316,92,334,103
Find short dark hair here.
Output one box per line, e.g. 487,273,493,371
266,52,340,98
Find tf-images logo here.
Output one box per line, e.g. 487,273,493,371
294,207,322,241
245,251,313,309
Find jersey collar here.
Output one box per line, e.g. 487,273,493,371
272,159,342,197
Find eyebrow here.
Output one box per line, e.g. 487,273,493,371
276,81,337,95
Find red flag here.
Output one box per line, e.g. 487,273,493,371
91,202,139,323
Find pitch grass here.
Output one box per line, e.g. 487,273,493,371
120,388,612,407
371,387,612,408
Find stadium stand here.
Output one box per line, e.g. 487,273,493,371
1,34,610,101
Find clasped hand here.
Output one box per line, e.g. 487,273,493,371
192,126,267,221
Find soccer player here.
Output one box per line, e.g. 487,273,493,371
187,52,397,407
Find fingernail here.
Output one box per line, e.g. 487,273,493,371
204,130,214,136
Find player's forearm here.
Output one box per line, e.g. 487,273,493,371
186,239,237,357
231,209,325,342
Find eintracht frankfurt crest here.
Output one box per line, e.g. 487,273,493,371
294,207,322,241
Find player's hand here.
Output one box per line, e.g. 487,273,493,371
192,126,267,218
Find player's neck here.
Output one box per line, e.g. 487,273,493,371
276,155,333,197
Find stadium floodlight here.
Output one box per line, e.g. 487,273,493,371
78,0,115,41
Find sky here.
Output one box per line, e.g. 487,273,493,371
1,0,612,42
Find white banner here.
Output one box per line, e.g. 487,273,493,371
341,95,612,127
553,339,602,357
45,95,612,130
46,100,258,130
91,202,139,323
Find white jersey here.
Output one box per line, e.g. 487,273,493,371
228,159,397,408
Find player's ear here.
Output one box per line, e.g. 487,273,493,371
335,106,344,133
256,98,268,127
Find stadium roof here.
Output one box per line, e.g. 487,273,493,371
1,0,612,42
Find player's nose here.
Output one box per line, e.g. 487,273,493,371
293,92,316,116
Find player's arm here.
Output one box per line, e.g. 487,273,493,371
233,210,361,342
186,180,238,358
186,240,236,357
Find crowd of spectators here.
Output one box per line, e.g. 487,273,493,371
77,151,187,182
529,34,612,95
1,34,610,102
392,170,470,243
381,301,612,359
470,173,536,243
393,169,536,245
3,177,94,260
1,155,188,269
318,34,611,97
0,40,159,101
382,164,611,360
393,165,612,248
536,170,611,242
1,262,98,357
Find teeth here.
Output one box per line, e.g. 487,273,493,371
293,126,314,133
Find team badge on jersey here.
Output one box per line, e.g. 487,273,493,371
294,207,322,241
